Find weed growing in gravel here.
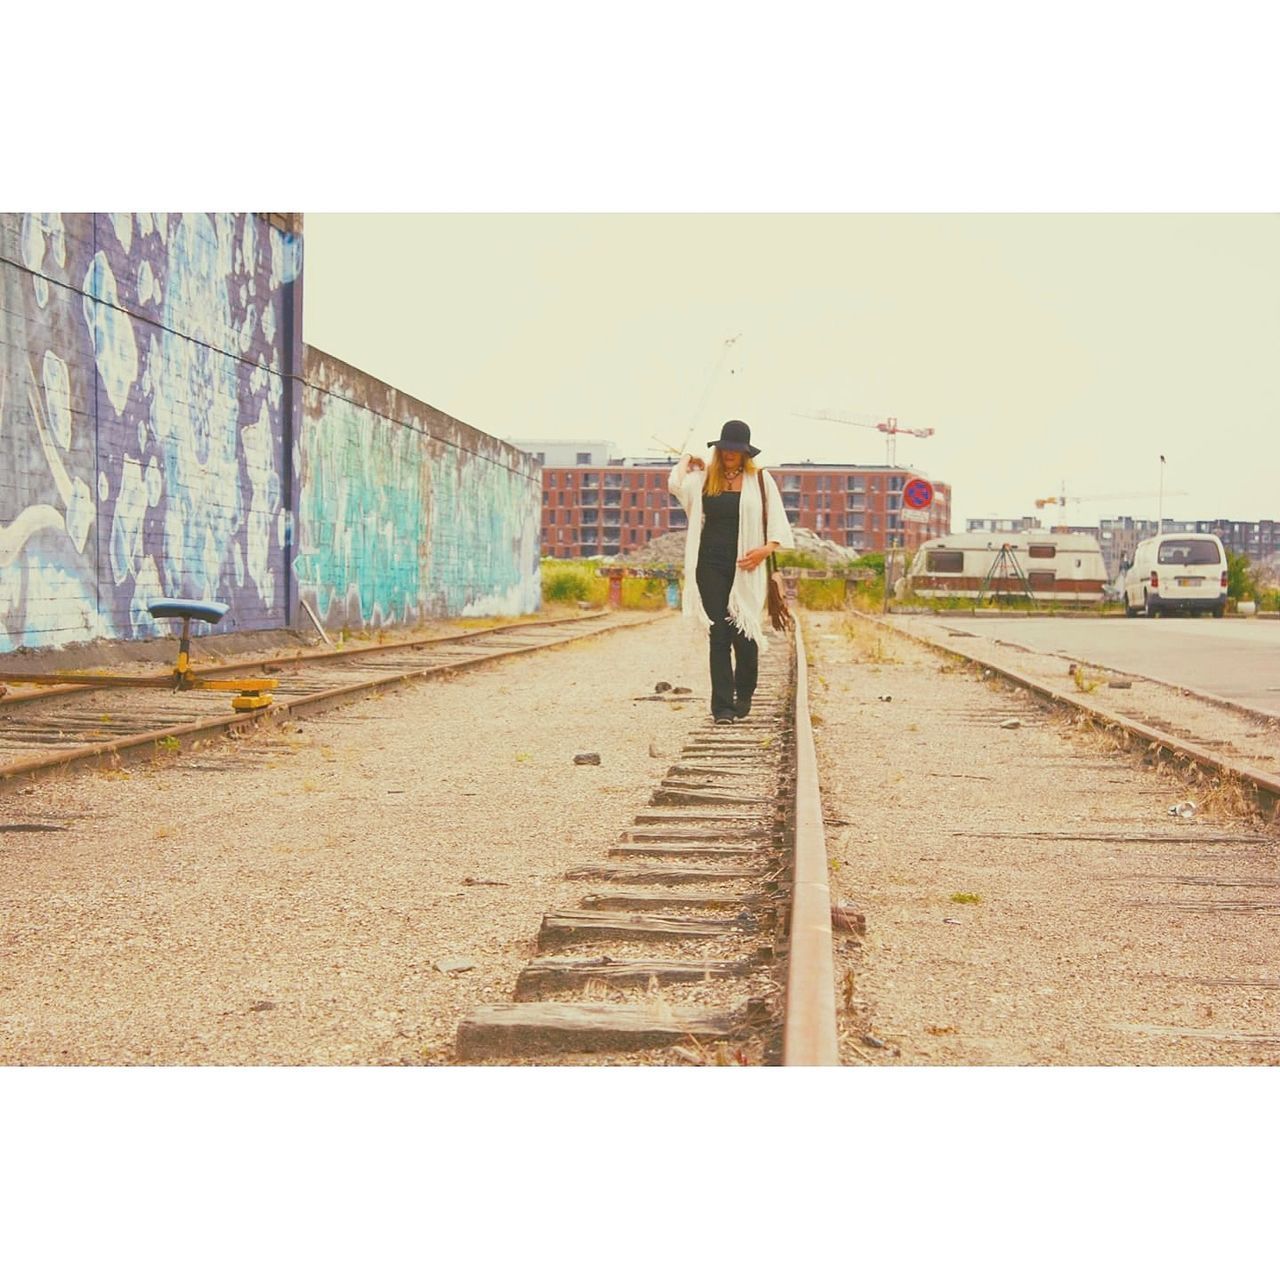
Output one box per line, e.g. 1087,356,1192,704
840,617,902,666
950,892,981,905
1071,665,1105,694
156,736,181,753
515,750,532,763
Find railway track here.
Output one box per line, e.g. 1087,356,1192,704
454,624,839,1065
872,613,1280,818
0,611,660,788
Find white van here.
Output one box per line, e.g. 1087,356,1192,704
1121,533,1228,617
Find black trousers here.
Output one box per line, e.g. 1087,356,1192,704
696,556,758,718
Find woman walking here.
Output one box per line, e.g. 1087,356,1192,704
668,420,795,724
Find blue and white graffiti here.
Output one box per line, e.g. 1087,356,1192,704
297,352,542,627
0,212,302,653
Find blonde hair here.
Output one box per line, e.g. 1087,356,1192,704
702,450,759,497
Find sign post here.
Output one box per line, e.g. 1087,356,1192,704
887,477,936,611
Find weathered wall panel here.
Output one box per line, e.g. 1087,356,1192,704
0,212,303,653
3,214,537,654
298,350,541,628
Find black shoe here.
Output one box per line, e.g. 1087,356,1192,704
714,713,735,724
732,699,752,719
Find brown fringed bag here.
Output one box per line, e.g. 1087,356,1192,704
759,471,794,632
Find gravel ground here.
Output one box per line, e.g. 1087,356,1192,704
886,612,1280,778
807,611,1280,1067
0,613,719,1066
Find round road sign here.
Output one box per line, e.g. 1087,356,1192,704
903,476,935,510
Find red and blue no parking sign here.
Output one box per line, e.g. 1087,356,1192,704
903,476,935,510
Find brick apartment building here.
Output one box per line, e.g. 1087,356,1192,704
529,449,951,559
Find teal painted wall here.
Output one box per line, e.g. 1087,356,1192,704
296,349,541,628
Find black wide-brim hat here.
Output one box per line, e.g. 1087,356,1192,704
706,419,760,457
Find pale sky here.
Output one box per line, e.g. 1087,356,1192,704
303,214,1279,533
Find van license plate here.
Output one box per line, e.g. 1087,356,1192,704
1176,577,1200,587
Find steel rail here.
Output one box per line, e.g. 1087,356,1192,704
0,612,662,788
870,614,1280,814
0,611,617,708
782,620,840,1066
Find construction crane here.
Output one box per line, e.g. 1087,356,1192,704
794,409,935,467
1034,489,1188,510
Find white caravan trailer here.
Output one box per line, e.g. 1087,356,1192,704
905,532,1109,603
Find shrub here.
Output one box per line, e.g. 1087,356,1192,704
1226,550,1258,601
621,578,669,610
797,579,847,610
541,560,606,605
774,549,826,570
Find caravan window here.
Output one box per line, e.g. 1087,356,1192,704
1158,539,1221,566
1028,572,1056,590
926,550,964,573
1027,544,1056,559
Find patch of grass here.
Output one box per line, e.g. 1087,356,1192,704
156,735,181,753
515,750,532,763
153,826,175,840
950,892,981,905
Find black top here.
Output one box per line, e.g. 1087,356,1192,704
699,490,741,567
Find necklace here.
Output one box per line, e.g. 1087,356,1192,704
722,465,744,483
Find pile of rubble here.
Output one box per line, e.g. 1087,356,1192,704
620,523,862,567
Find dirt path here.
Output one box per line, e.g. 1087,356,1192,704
807,612,1280,1066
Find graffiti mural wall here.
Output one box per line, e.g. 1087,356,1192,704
0,212,302,654
298,350,541,628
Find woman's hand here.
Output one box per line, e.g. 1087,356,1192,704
737,545,772,572
684,454,705,471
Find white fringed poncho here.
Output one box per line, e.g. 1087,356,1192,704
667,456,796,650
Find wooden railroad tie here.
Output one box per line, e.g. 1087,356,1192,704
455,1001,751,1060
513,957,756,1000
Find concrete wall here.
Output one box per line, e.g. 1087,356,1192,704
0,213,303,653
296,349,541,629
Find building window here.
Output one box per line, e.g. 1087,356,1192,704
576,452,591,464
535,452,545,465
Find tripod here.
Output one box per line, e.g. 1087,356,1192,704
976,544,1037,609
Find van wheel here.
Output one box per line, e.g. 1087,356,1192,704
1144,594,1160,618
1124,598,1138,617
1212,604,1225,618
